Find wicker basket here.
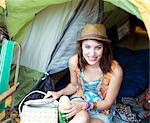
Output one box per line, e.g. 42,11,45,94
18,90,58,123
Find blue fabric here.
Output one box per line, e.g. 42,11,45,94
83,80,101,102
113,47,149,100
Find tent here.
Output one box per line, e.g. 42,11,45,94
0,0,149,122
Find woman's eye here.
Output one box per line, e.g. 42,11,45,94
96,46,102,50
85,45,90,49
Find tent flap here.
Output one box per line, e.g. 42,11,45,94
13,0,81,73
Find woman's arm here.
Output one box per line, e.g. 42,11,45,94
58,55,79,96
96,63,123,111
44,55,79,99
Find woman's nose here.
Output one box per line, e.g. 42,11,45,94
89,49,95,56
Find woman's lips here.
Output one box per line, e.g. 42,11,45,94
88,57,97,61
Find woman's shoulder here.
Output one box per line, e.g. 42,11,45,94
111,60,121,68
69,54,78,64
111,60,123,75
69,54,78,71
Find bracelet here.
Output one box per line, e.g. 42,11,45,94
82,102,98,111
86,102,97,110
87,102,91,110
93,102,97,110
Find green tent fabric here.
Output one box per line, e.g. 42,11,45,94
6,0,72,38
0,40,15,112
6,0,142,40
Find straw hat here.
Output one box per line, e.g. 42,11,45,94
77,24,111,43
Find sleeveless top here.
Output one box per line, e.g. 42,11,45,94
80,70,102,103
73,57,118,115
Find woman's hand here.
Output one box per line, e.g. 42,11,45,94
63,101,87,119
44,91,62,101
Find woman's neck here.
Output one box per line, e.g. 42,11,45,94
83,65,103,82
85,62,100,70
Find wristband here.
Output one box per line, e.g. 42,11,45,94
87,102,92,110
86,102,97,110
93,102,97,110
83,102,98,111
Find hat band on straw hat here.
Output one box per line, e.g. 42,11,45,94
78,34,111,43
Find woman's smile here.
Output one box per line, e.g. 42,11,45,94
88,56,97,61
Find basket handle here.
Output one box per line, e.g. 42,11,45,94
18,90,47,115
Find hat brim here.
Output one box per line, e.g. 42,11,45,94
77,37,111,44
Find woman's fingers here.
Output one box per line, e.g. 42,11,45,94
63,104,81,119
63,108,76,119
64,112,75,119
44,91,52,99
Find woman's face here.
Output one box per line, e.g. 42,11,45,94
82,40,103,66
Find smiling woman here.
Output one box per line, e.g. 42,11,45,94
44,24,123,123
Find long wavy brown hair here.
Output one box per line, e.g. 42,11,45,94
77,40,113,74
